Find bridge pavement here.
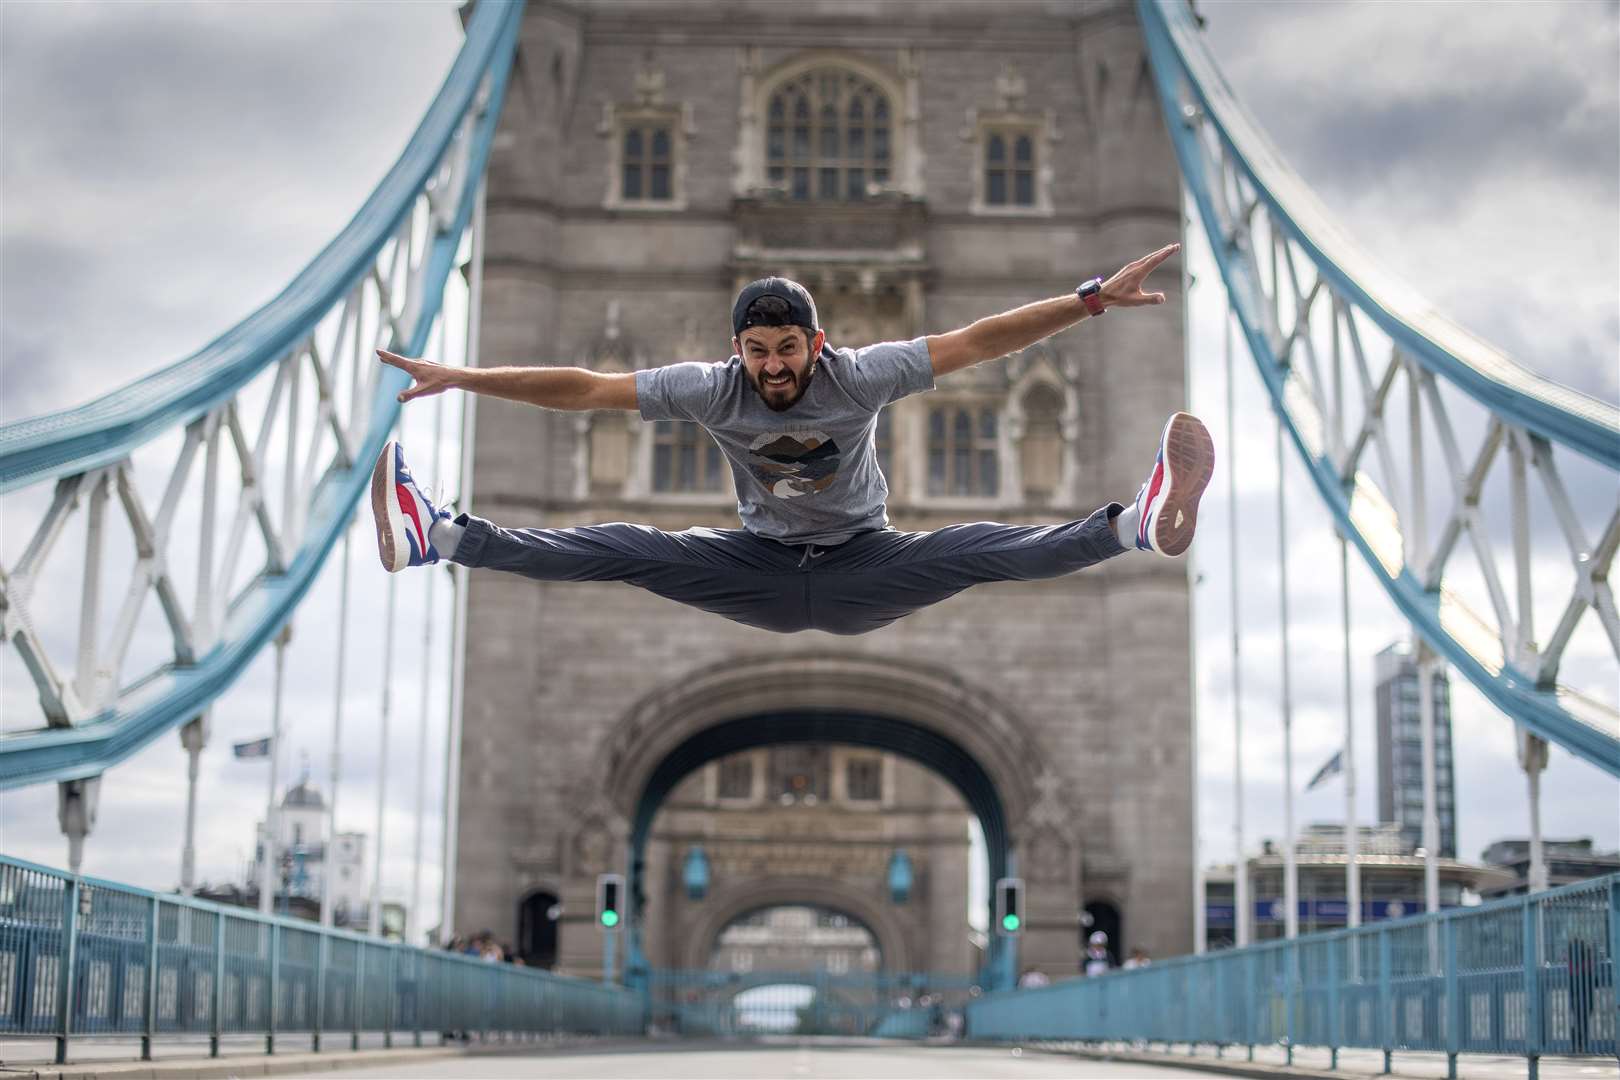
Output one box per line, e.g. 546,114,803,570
7,1037,1612,1079
292,1041,1234,1079
287,1041,1617,1080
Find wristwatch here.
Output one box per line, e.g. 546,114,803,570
1077,277,1106,317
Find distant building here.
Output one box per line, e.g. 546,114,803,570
1375,642,1457,858
1479,837,1620,899
1204,823,1511,948
711,904,882,976
249,775,369,923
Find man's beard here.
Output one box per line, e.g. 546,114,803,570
753,355,818,412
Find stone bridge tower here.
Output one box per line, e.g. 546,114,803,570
456,0,1191,980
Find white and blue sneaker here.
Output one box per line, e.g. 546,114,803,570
371,440,449,572
1132,412,1214,558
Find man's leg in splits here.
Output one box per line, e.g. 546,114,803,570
373,439,820,632
806,412,1214,634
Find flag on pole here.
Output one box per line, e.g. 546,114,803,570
233,737,272,760
1305,749,1344,792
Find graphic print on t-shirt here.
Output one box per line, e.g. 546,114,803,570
747,430,841,499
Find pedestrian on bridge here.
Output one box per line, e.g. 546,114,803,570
372,243,1212,634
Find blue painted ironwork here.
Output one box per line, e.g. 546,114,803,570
0,1,524,790
1138,0,1620,776
967,872,1619,1069
0,854,643,1063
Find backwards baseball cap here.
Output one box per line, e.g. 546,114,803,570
732,277,820,339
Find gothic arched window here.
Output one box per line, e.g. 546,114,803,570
766,69,893,202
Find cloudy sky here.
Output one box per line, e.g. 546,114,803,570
1,1,1615,941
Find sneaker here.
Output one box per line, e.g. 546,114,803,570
1133,412,1214,557
371,440,448,572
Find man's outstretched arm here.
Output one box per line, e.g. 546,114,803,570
925,243,1179,379
377,351,639,411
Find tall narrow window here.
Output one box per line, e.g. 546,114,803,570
766,69,892,202
927,406,999,496
845,757,882,802
652,421,725,493
622,122,674,203
985,129,1035,207
718,755,754,800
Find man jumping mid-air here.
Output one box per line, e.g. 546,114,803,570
371,242,1212,635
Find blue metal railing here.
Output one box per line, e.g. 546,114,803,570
0,854,643,1064
967,874,1619,1076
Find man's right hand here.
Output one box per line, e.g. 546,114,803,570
378,349,456,403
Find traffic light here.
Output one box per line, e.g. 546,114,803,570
994,877,1024,935
596,873,624,930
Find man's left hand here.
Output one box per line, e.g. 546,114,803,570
1100,243,1180,310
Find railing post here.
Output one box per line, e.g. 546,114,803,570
413,950,423,1048
1244,949,1255,1060
312,933,326,1052
54,876,80,1066
1286,940,1297,1066
142,896,158,1061
1522,899,1541,1080
352,942,364,1051
268,921,280,1055
1610,879,1620,1064
1327,934,1342,1070
210,912,224,1057
1443,914,1459,1079
384,945,395,1049
1378,926,1393,1074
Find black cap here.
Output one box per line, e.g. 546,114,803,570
732,277,820,340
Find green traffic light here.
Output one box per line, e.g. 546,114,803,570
1002,914,1020,931
601,910,620,928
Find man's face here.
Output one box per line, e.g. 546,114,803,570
735,325,825,412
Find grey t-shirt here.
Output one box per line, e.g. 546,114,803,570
635,338,935,545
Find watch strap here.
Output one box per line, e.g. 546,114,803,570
1077,277,1106,317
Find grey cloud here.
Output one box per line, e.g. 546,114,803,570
1,1,462,419
1196,0,1618,394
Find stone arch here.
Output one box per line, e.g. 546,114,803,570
589,651,1061,950
682,876,912,973
595,651,1049,842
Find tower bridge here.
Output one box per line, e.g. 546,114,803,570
0,1,1614,1076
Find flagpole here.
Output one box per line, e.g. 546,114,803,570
260,625,291,915
322,524,353,928
1340,535,1360,928
1277,416,1297,940
370,568,398,937
1225,309,1249,948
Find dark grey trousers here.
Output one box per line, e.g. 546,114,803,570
448,504,1127,635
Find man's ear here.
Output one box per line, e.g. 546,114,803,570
811,329,826,355
732,336,741,356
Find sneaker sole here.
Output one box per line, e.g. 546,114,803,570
370,441,408,573
1147,412,1214,558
